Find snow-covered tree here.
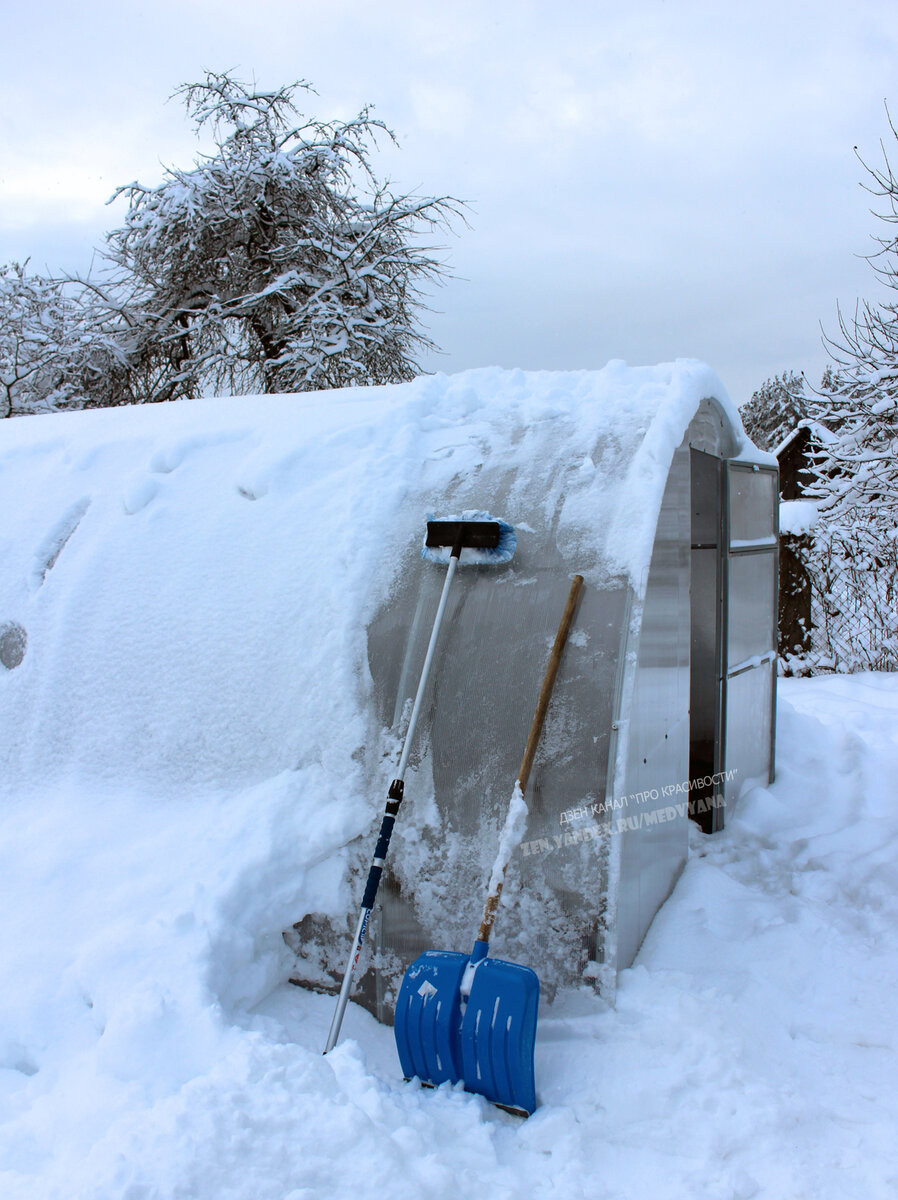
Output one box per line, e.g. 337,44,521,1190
739,370,809,451
98,71,461,400
803,107,898,669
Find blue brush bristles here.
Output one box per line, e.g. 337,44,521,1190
421,511,517,565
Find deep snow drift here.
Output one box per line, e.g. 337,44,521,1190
0,368,895,1198
2,675,896,1199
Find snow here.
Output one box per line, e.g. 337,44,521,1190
1,366,895,1197
730,534,779,549
3,675,896,1199
486,782,528,898
727,650,777,677
780,498,819,535
871,396,897,415
771,419,837,458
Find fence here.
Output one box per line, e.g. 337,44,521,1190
778,532,898,674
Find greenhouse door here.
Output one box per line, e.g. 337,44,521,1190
721,462,779,807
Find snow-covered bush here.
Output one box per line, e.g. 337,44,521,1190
0,263,131,417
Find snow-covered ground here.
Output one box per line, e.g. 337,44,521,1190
1,674,896,1198
1,374,895,1198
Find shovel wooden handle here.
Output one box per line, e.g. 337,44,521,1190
477,573,584,943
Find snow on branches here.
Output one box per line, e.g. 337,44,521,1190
740,370,810,452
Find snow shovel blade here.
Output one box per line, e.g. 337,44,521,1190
460,957,539,1116
394,950,467,1087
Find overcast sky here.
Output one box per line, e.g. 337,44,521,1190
3,0,898,405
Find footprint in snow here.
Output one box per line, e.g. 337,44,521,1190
31,496,91,589
150,431,250,475
122,477,160,515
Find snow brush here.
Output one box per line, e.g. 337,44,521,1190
323,513,516,1054
394,573,584,1115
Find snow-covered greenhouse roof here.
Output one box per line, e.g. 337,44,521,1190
0,361,757,792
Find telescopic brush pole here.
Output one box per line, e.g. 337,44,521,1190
323,546,460,1053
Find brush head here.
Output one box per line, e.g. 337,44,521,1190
421,511,516,565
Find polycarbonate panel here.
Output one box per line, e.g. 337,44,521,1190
724,659,775,799
691,449,721,549
689,448,724,834
690,448,722,780
359,519,628,1020
727,551,776,667
690,546,719,756
614,442,690,971
728,465,777,545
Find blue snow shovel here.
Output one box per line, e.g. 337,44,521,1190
395,574,584,1115
323,513,516,1054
